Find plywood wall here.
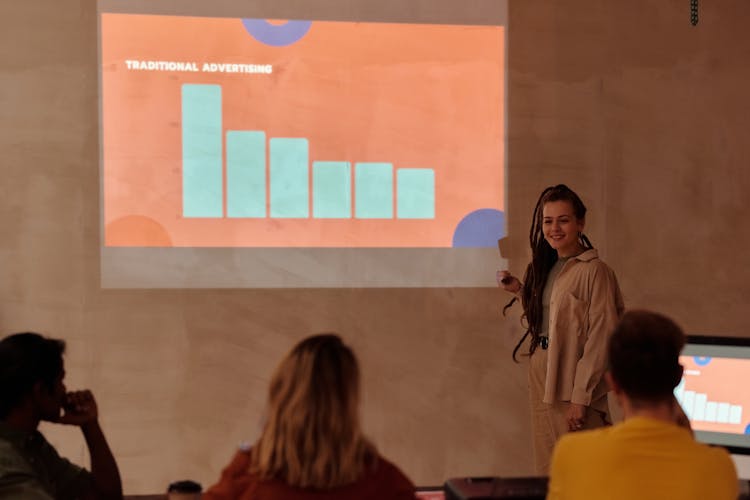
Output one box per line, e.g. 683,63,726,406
1,0,749,494
506,0,750,332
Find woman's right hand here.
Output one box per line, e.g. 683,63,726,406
496,270,522,293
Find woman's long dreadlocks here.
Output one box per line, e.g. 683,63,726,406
503,185,593,362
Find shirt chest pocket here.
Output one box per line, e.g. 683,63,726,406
552,292,589,338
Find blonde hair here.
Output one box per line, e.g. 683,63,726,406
251,334,376,489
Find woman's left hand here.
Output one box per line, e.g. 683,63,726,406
566,403,587,431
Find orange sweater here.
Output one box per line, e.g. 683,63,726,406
203,450,418,500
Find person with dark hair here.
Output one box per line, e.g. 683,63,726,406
0,332,122,500
203,333,417,500
547,310,737,500
498,184,624,474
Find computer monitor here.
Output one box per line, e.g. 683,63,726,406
675,335,750,455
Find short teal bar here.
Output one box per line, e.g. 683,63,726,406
270,138,309,218
397,168,435,219
355,163,393,219
313,162,351,218
182,84,223,218
227,131,266,218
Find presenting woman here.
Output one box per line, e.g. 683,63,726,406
498,184,624,475
203,334,417,500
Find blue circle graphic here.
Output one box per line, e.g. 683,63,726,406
693,356,712,366
745,423,750,435
242,19,312,47
452,209,505,248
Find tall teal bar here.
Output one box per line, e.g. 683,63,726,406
355,163,393,219
182,84,223,217
270,138,309,218
397,168,435,219
226,131,266,218
313,162,351,218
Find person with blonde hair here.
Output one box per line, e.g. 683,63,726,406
204,334,417,500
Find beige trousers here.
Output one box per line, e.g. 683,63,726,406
529,347,611,475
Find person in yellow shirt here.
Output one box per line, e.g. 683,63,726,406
547,310,738,500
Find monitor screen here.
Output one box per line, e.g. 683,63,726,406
676,335,750,455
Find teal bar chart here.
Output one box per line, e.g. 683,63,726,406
226,131,266,218
313,162,351,218
182,84,223,217
397,168,435,219
181,84,435,220
270,138,309,218
355,163,394,219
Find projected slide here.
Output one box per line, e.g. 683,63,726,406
101,14,505,248
675,355,750,435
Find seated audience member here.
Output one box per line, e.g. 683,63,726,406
204,334,417,500
0,332,123,500
547,310,738,500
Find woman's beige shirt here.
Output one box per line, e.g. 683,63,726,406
544,249,624,406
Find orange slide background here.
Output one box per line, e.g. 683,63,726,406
101,14,504,247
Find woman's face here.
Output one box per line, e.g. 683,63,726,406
542,200,585,257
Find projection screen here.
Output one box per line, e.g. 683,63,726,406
98,0,507,287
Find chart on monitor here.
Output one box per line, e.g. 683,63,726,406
676,336,750,455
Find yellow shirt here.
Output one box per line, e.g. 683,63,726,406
547,417,738,500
